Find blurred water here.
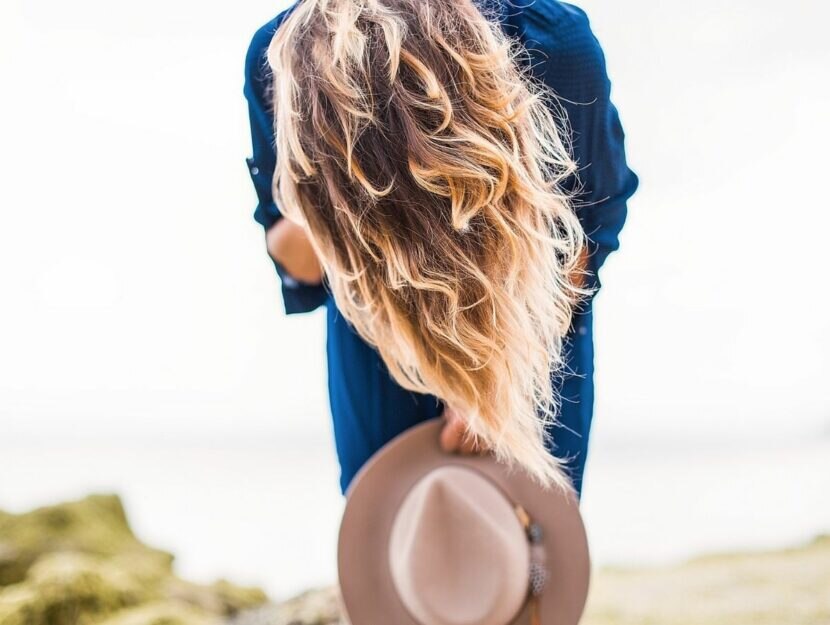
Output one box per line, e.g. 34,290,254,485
2,430,829,600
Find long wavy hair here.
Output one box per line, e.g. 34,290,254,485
267,0,588,490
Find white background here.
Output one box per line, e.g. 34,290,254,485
1,0,828,600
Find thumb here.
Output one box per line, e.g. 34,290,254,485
439,405,465,452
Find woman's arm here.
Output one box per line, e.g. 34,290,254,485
244,13,329,312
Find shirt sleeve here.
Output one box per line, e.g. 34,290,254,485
243,15,330,315
513,2,639,293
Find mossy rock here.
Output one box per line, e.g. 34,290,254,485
0,553,148,625
229,588,343,625
0,495,267,625
95,601,220,625
0,495,172,587
162,578,267,617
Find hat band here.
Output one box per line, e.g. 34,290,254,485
513,504,548,625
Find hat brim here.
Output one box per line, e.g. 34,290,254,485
338,418,590,625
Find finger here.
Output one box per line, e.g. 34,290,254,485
458,432,481,455
443,414,483,455
440,417,463,452
440,402,460,426
440,412,465,452
459,426,488,455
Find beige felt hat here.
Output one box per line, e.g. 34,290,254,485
338,418,590,625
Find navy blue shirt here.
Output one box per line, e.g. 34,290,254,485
243,0,638,495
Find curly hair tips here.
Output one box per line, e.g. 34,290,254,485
267,0,589,491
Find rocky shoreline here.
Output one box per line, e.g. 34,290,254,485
2,495,828,625
0,495,266,625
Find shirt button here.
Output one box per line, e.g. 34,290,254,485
577,325,587,336
283,276,299,288
251,166,260,175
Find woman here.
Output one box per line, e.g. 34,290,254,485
243,0,638,495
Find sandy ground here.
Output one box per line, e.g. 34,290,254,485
583,535,830,625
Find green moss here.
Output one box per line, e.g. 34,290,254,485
0,495,172,587
0,553,147,625
95,602,220,625
0,495,267,625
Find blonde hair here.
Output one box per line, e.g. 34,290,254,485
267,0,588,490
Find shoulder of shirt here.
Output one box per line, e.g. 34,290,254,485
244,4,297,85
503,0,599,54
501,0,608,90
507,0,591,32
245,1,600,84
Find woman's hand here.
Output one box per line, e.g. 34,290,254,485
439,403,485,455
266,219,324,285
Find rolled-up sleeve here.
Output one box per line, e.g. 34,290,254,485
518,3,639,293
243,15,330,314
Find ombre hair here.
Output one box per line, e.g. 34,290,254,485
267,0,589,490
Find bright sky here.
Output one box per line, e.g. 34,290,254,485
2,0,827,445
1,0,330,440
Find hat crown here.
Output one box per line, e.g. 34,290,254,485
388,465,530,625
